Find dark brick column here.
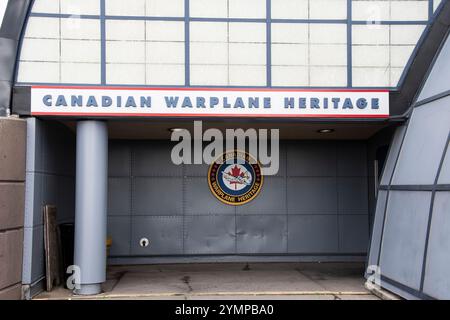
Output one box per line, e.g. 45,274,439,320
0,117,26,299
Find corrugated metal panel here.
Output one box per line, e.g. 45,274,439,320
107,140,370,258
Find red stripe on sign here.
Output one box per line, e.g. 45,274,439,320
31,112,390,118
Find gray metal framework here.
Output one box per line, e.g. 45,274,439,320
13,0,444,89
372,136,449,299
373,119,450,300
0,0,32,116
367,23,450,298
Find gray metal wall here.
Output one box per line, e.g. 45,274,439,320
107,140,370,261
367,32,450,300
22,118,75,298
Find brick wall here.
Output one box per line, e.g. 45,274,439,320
0,117,26,299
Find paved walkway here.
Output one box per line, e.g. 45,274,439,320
34,262,379,300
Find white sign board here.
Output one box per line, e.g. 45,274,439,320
31,86,389,118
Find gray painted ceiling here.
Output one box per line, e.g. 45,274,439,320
60,120,388,140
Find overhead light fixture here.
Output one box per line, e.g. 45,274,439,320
168,128,185,133
317,129,334,134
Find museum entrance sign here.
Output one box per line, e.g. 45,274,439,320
30,86,389,118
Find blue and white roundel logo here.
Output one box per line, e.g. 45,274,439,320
208,151,263,206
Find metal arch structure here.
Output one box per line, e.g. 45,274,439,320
390,0,450,118
4,0,450,300
367,9,450,298
0,0,448,119
0,0,32,116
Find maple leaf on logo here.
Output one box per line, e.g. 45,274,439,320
229,165,244,178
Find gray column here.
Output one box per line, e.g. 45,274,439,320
73,120,108,295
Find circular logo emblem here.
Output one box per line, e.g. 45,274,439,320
208,150,263,206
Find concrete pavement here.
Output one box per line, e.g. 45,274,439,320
34,262,379,300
